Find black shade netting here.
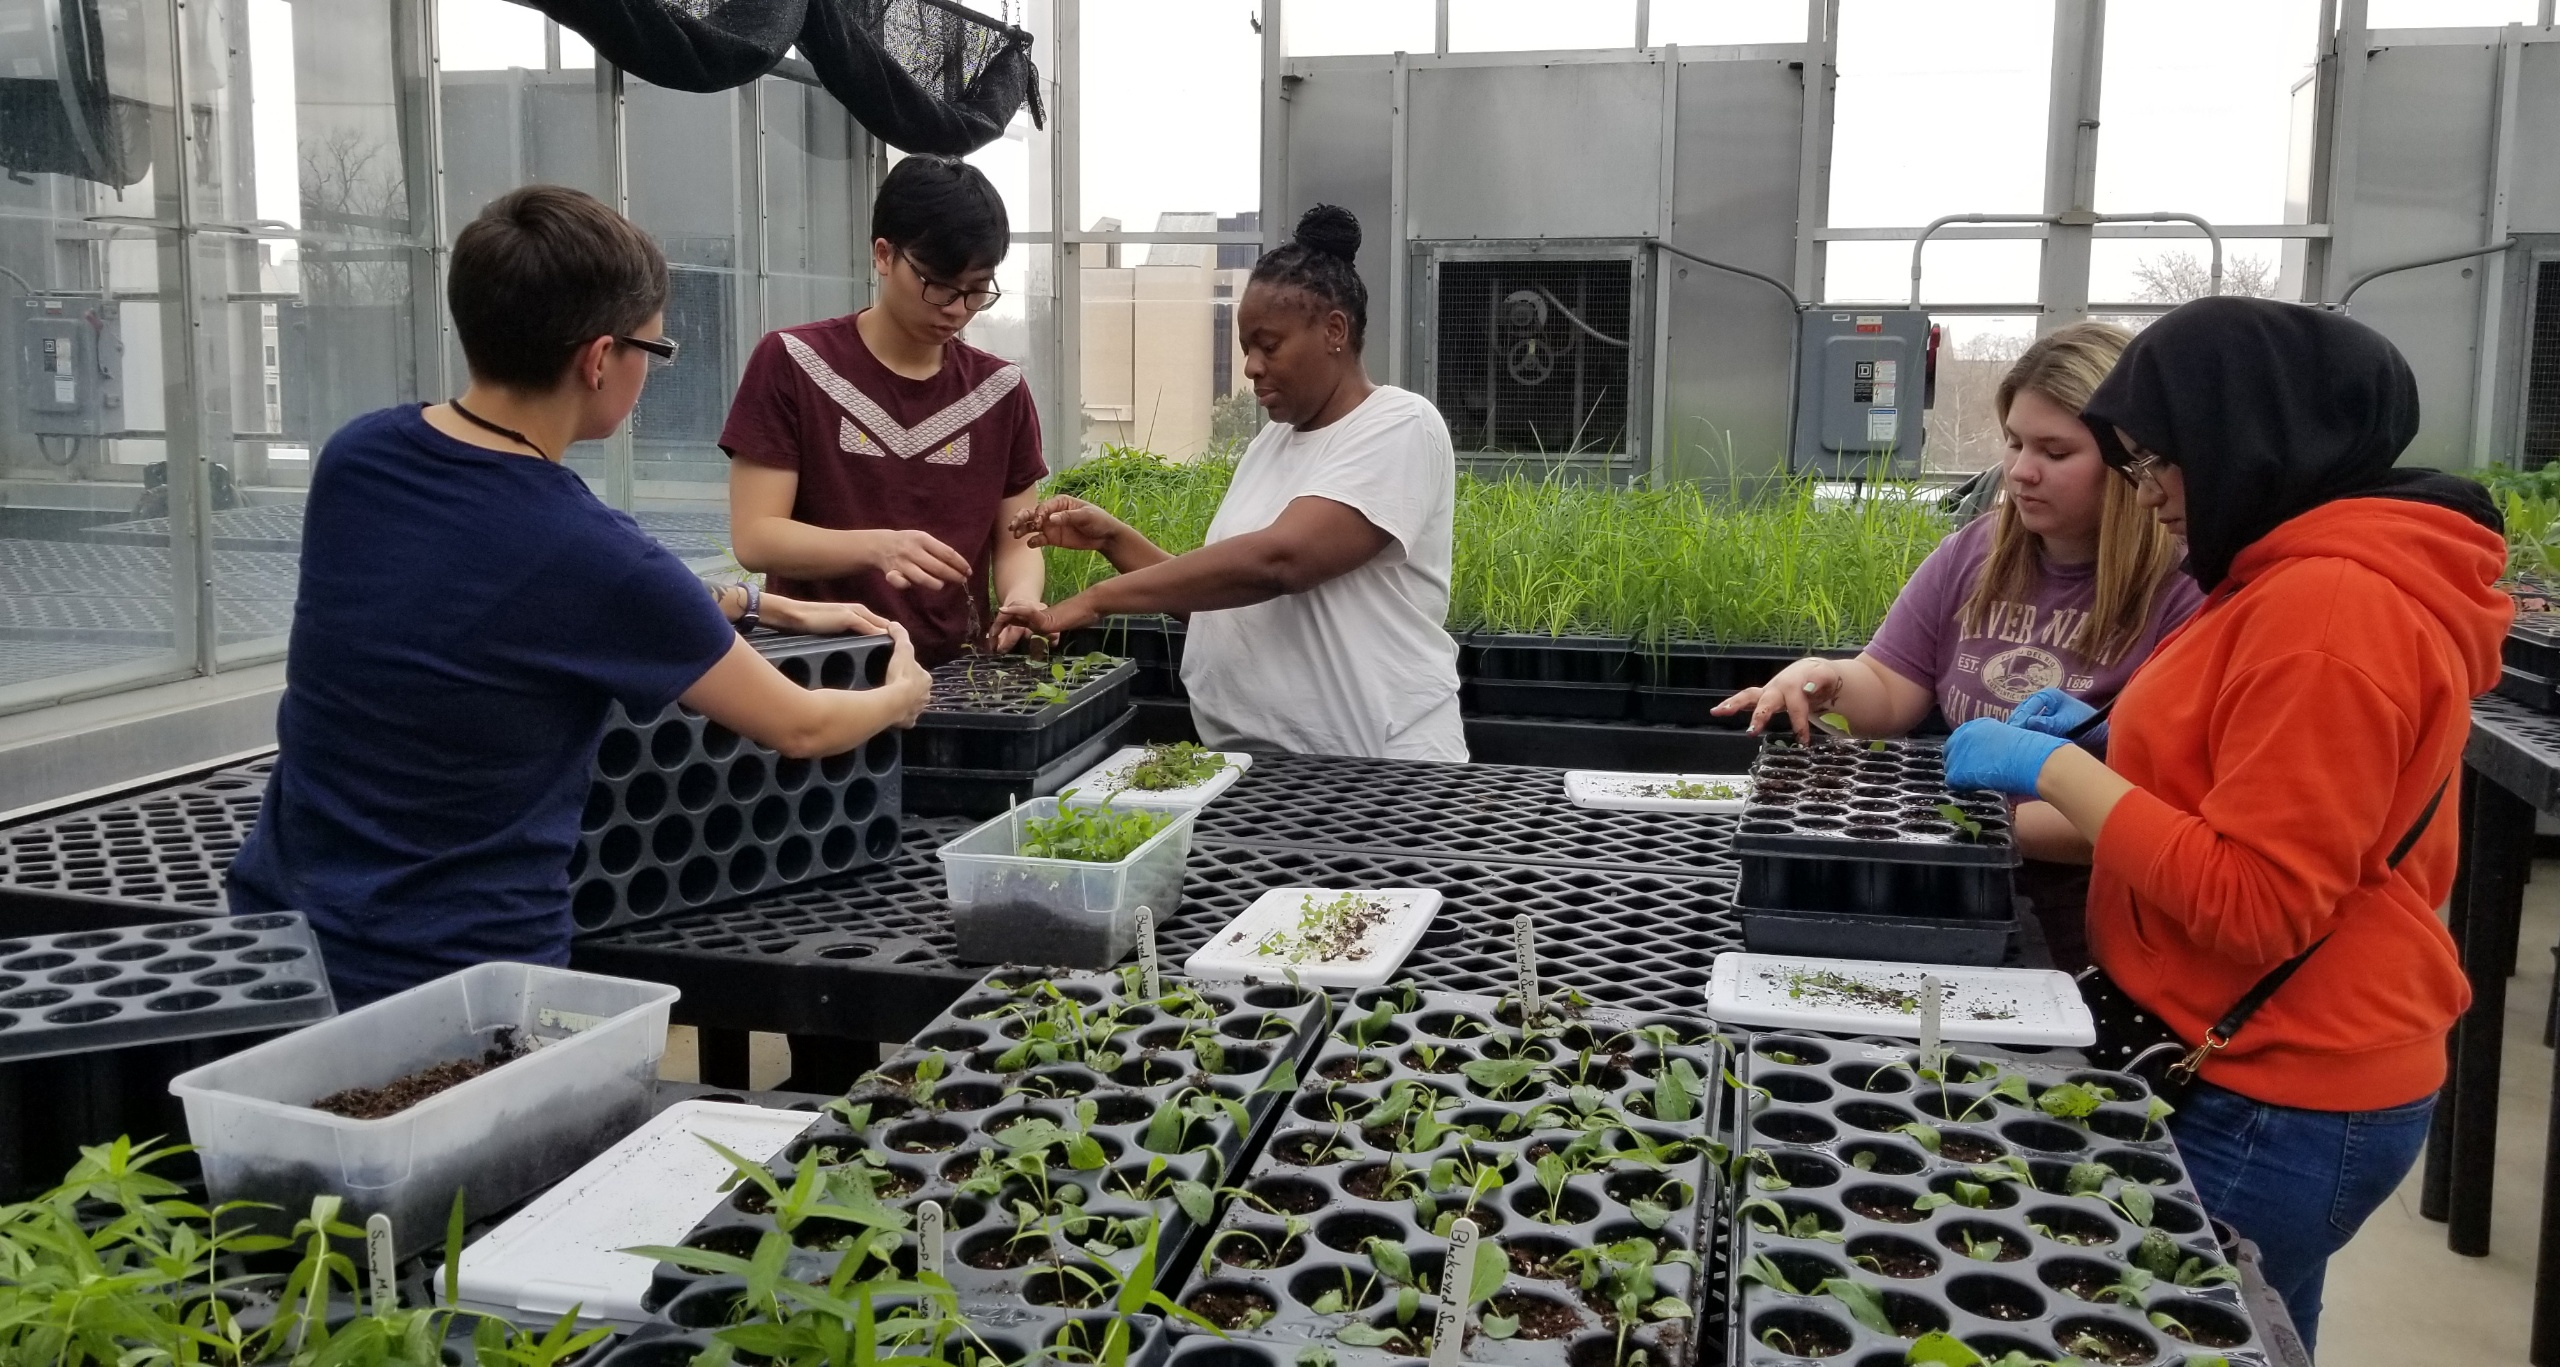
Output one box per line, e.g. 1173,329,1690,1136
535,0,806,92
799,0,1042,156
0,0,152,187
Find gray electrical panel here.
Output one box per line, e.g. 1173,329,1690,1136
17,295,123,438
1790,308,1933,477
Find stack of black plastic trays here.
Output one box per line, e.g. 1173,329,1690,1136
568,631,905,934
0,895,334,1197
1732,739,2019,965
610,965,1331,1367
1164,984,1726,1367
1725,1031,2272,1366
904,653,1139,817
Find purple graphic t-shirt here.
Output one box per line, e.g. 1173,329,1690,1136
1864,515,2206,726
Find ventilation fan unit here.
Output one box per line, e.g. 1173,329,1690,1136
2526,254,2560,470
1415,243,1652,477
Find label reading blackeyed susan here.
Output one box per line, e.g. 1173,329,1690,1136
1513,914,1539,1023
1430,1216,1479,1367
1136,905,1161,999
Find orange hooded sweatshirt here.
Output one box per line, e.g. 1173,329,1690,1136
2088,497,2511,1112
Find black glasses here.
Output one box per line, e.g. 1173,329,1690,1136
902,251,1002,312
617,334,679,369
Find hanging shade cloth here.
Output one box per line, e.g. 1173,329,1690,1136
0,0,152,186
797,0,1043,156
533,0,806,92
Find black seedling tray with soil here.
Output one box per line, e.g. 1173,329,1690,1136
1735,739,2016,929
1064,615,1190,700
2507,611,2560,683
646,965,1330,1321
907,711,1139,820
572,632,904,934
1726,1030,2270,1367
911,653,1139,772
608,1304,1171,1367
1169,983,1726,1367
1736,899,2023,969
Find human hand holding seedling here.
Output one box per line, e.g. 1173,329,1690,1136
1012,494,1133,554
1713,656,1845,743
989,596,1045,652
992,595,1099,643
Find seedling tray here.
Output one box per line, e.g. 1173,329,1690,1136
1064,615,1189,700
644,965,1330,1319
608,1307,1173,1367
1564,772,1754,814
1727,1032,2270,1367
573,632,903,934
1182,887,1443,989
1063,746,1254,809
1737,902,2017,968
2508,612,2560,682
0,767,267,910
1705,953,2094,1047
907,712,1141,820
1168,983,1725,1366
1735,739,2016,923
2499,663,2559,713
0,911,332,1062
911,653,1139,772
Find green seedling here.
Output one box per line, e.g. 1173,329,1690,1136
1116,740,1232,792
1936,803,1985,841
2035,1080,2107,1120
2064,1160,2113,1197
1460,1056,1543,1101
1957,1230,2008,1262
1020,795,1174,861
1821,1278,1896,1336
1200,1216,1312,1274
1737,1196,1841,1244
1558,1236,1696,1367
1738,1252,1809,1296
1893,1121,1944,1154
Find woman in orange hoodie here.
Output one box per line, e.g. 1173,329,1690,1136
1943,297,2510,1352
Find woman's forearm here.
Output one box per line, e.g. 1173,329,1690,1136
993,527,1045,607
2035,745,2137,846
1098,524,1175,575
735,515,876,580
1077,534,1301,617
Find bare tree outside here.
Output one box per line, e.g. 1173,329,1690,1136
1924,327,2032,474
2128,248,2281,304
299,126,412,305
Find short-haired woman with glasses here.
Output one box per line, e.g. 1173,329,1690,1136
229,185,928,1007
723,155,1048,665
1941,297,2511,1351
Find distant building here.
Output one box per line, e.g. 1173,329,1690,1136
1079,211,1258,460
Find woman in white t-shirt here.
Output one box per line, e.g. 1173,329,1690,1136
995,206,1466,761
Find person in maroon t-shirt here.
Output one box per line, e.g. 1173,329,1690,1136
723,156,1046,665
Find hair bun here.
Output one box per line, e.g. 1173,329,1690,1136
1292,204,1362,261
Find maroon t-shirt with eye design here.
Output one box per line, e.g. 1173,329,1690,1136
719,311,1045,665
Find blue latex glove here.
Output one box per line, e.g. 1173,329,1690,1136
2005,687,2097,737
1944,717,2071,797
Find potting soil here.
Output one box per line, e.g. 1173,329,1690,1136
309,1027,531,1120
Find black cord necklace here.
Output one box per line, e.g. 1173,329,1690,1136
447,398,551,461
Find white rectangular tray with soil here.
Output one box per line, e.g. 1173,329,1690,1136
1182,886,1442,989
1058,745,1253,808
1705,950,2096,1046
452,1099,815,1325
1563,769,1753,813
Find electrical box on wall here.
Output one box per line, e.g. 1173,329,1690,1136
17,295,123,439
1791,309,1934,478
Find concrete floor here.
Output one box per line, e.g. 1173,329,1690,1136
649,873,2560,1365
2320,861,2556,1366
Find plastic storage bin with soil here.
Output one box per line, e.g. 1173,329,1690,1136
938,797,1196,968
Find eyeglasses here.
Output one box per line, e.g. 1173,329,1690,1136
2112,450,2167,489
617,334,680,370
902,251,1002,312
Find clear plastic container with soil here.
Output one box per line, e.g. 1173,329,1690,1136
910,652,1140,772
1726,1029,2272,1367
572,632,903,935
939,797,1197,969
169,962,678,1256
1168,982,1728,1367
1735,738,2018,929
643,965,1331,1319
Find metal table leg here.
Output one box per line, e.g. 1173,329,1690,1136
2452,771,2537,1255
2536,1029,2560,1365
2425,766,2489,1223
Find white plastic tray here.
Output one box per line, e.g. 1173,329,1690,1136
1183,887,1442,989
1060,746,1253,808
450,1099,816,1325
1563,770,1754,813
1705,952,2096,1047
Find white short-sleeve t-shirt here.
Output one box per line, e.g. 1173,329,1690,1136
1181,385,1467,762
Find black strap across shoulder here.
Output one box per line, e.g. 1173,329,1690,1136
2202,773,2451,1047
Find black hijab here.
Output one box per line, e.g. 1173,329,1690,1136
2079,296,2500,590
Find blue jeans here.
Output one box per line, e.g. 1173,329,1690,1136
2168,1080,2439,1358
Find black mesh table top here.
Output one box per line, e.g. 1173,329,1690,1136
1186,751,1739,878
2468,691,2560,817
